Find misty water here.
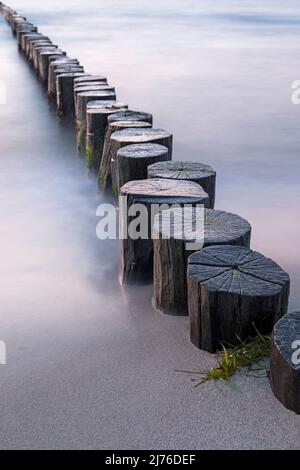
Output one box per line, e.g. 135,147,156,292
0,0,299,449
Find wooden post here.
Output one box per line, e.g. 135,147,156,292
187,245,290,353
38,50,64,83
75,90,117,131
117,143,170,192
120,179,209,285
109,128,173,197
95,120,152,176
48,59,80,97
27,38,50,60
20,32,42,52
74,84,115,113
153,208,251,316
17,27,37,48
75,91,117,153
53,65,85,96
85,101,128,172
99,110,153,192
33,46,57,72
269,311,300,414
28,39,51,61
148,161,216,209
56,72,90,117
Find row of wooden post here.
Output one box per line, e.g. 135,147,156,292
0,2,298,415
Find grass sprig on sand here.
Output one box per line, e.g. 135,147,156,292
177,325,271,387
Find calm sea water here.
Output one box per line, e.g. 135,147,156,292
0,0,299,449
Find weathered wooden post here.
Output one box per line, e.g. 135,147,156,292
153,208,251,316
269,311,300,414
120,179,209,285
33,45,58,72
27,38,51,61
117,143,170,192
48,59,80,97
148,161,216,209
27,37,50,60
85,101,128,172
99,110,153,192
39,50,65,83
74,84,115,114
20,32,43,53
75,90,117,130
109,128,173,197
108,122,155,184
56,72,89,117
17,26,38,48
11,15,27,34
75,90,117,151
187,245,290,353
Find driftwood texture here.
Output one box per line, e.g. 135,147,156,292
99,111,153,192
75,90,117,130
153,208,251,316
74,75,107,85
117,143,170,193
148,160,216,209
85,102,129,172
28,39,51,62
270,311,300,414
74,85,115,114
120,179,209,285
108,128,173,197
33,45,58,71
56,72,89,116
38,50,64,83
47,58,80,96
187,245,290,353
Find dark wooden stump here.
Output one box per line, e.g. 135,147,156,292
85,102,129,172
28,39,51,61
120,179,209,285
33,46,58,72
269,311,300,414
20,32,41,51
75,90,117,130
17,27,38,48
117,143,170,194
56,72,89,117
38,50,64,83
25,36,49,59
99,110,153,192
187,245,290,352
74,84,115,113
11,16,28,34
109,128,173,197
48,59,80,97
153,208,251,316
148,161,216,209
108,110,153,126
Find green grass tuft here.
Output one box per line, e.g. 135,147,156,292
111,184,118,198
76,129,85,153
177,325,271,388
